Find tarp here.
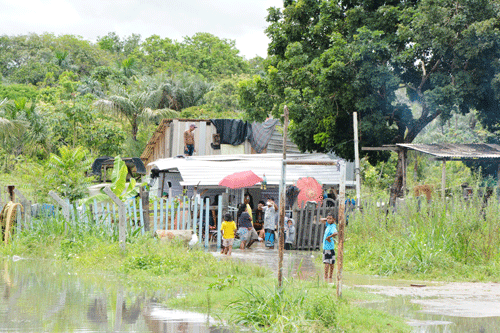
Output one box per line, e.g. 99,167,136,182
250,119,279,153
210,119,251,146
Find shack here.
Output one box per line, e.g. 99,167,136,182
141,118,301,172
148,153,355,250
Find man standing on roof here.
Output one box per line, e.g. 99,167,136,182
184,123,197,156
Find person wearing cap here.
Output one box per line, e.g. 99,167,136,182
184,123,197,156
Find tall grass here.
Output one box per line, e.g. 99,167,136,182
349,193,500,280
229,284,337,332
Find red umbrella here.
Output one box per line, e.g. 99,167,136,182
296,177,323,208
218,170,263,189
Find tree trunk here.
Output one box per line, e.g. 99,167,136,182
390,148,407,206
131,118,138,141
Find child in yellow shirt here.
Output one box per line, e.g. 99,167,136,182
220,213,237,255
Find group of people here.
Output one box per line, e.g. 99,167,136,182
219,196,297,255
220,205,339,282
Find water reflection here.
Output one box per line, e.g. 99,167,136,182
0,258,230,333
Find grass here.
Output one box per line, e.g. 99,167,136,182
1,215,411,333
346,192,500,281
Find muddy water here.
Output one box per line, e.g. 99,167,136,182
0,258,227,333
216,242,500,332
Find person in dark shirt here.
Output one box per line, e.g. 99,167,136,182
237,203,254,249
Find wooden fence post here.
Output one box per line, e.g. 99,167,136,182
103,187,126,251
14,188,31,227
7,185,15,202
48,191,70,222
140,186,150,232
278,105,289,287
336,160,346,298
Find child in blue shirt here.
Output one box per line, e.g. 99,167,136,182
321,212,338,281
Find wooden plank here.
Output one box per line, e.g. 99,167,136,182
307,208,314,251
170,197,175,230
199,121,206,156
198,198,204,243
176,199,181,230
297,207,304,250
313,202,322,250
361,146,398,151
204,197,210,248
217,195,222,250
153,199,158,232
103,187,126,251
182,196,187,230
159,198,164,230
132,199,139,228
139,196,145,235
193,197,198,236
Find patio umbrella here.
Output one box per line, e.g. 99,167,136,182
218,170,263,189
296,177,323,208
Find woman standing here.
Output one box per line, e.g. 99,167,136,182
237,203,257,249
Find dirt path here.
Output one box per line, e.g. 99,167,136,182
355,282,500,317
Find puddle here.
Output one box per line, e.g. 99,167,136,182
0,257,231,333
212,243,500,332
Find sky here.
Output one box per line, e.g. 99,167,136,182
0,0,284,59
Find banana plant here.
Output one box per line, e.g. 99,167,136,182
84,156,144,204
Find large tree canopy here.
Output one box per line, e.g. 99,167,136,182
239,0,500,198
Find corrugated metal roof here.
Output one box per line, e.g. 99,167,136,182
149,153,354,186
397,143,500,160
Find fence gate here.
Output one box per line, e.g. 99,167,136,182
293,198,337,250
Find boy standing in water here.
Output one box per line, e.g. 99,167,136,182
321,212,338,281
220,213,237,255
284,218,295,250
258,198,278,249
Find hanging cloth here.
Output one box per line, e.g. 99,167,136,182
250,119,279,153
210,119,251,146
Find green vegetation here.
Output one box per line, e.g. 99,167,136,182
0,215,410,332
348,193,500,281
239,0,500,199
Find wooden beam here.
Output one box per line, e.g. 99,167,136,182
362,146,399,151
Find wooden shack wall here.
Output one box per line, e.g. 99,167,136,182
144,119,260,173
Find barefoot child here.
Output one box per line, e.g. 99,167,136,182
220,213,237,255
321,212,338,281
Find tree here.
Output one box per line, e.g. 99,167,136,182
46,146,92,201
94,81,180,141
178,33,249,78
241,0,500,201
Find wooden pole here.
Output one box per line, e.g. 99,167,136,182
336,160,346,298
278,105,289,287
104,187,126,251
402,150,407,197
140,186,150,232
353,112,361,206
441,160,446,199
48,191,70,221
7,185,15,202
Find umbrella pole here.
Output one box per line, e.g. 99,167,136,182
278,106,289,288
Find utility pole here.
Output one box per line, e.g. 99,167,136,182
336,160,346,297
353,112,361,206
278,105,289,287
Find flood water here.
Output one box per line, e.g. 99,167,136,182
0,257,227,333
216,242,500,333
3,246,500,333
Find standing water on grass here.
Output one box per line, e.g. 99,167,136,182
0,257,229,333
217,242,500,332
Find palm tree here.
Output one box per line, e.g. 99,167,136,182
0,98,28,137
94,83,179,141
